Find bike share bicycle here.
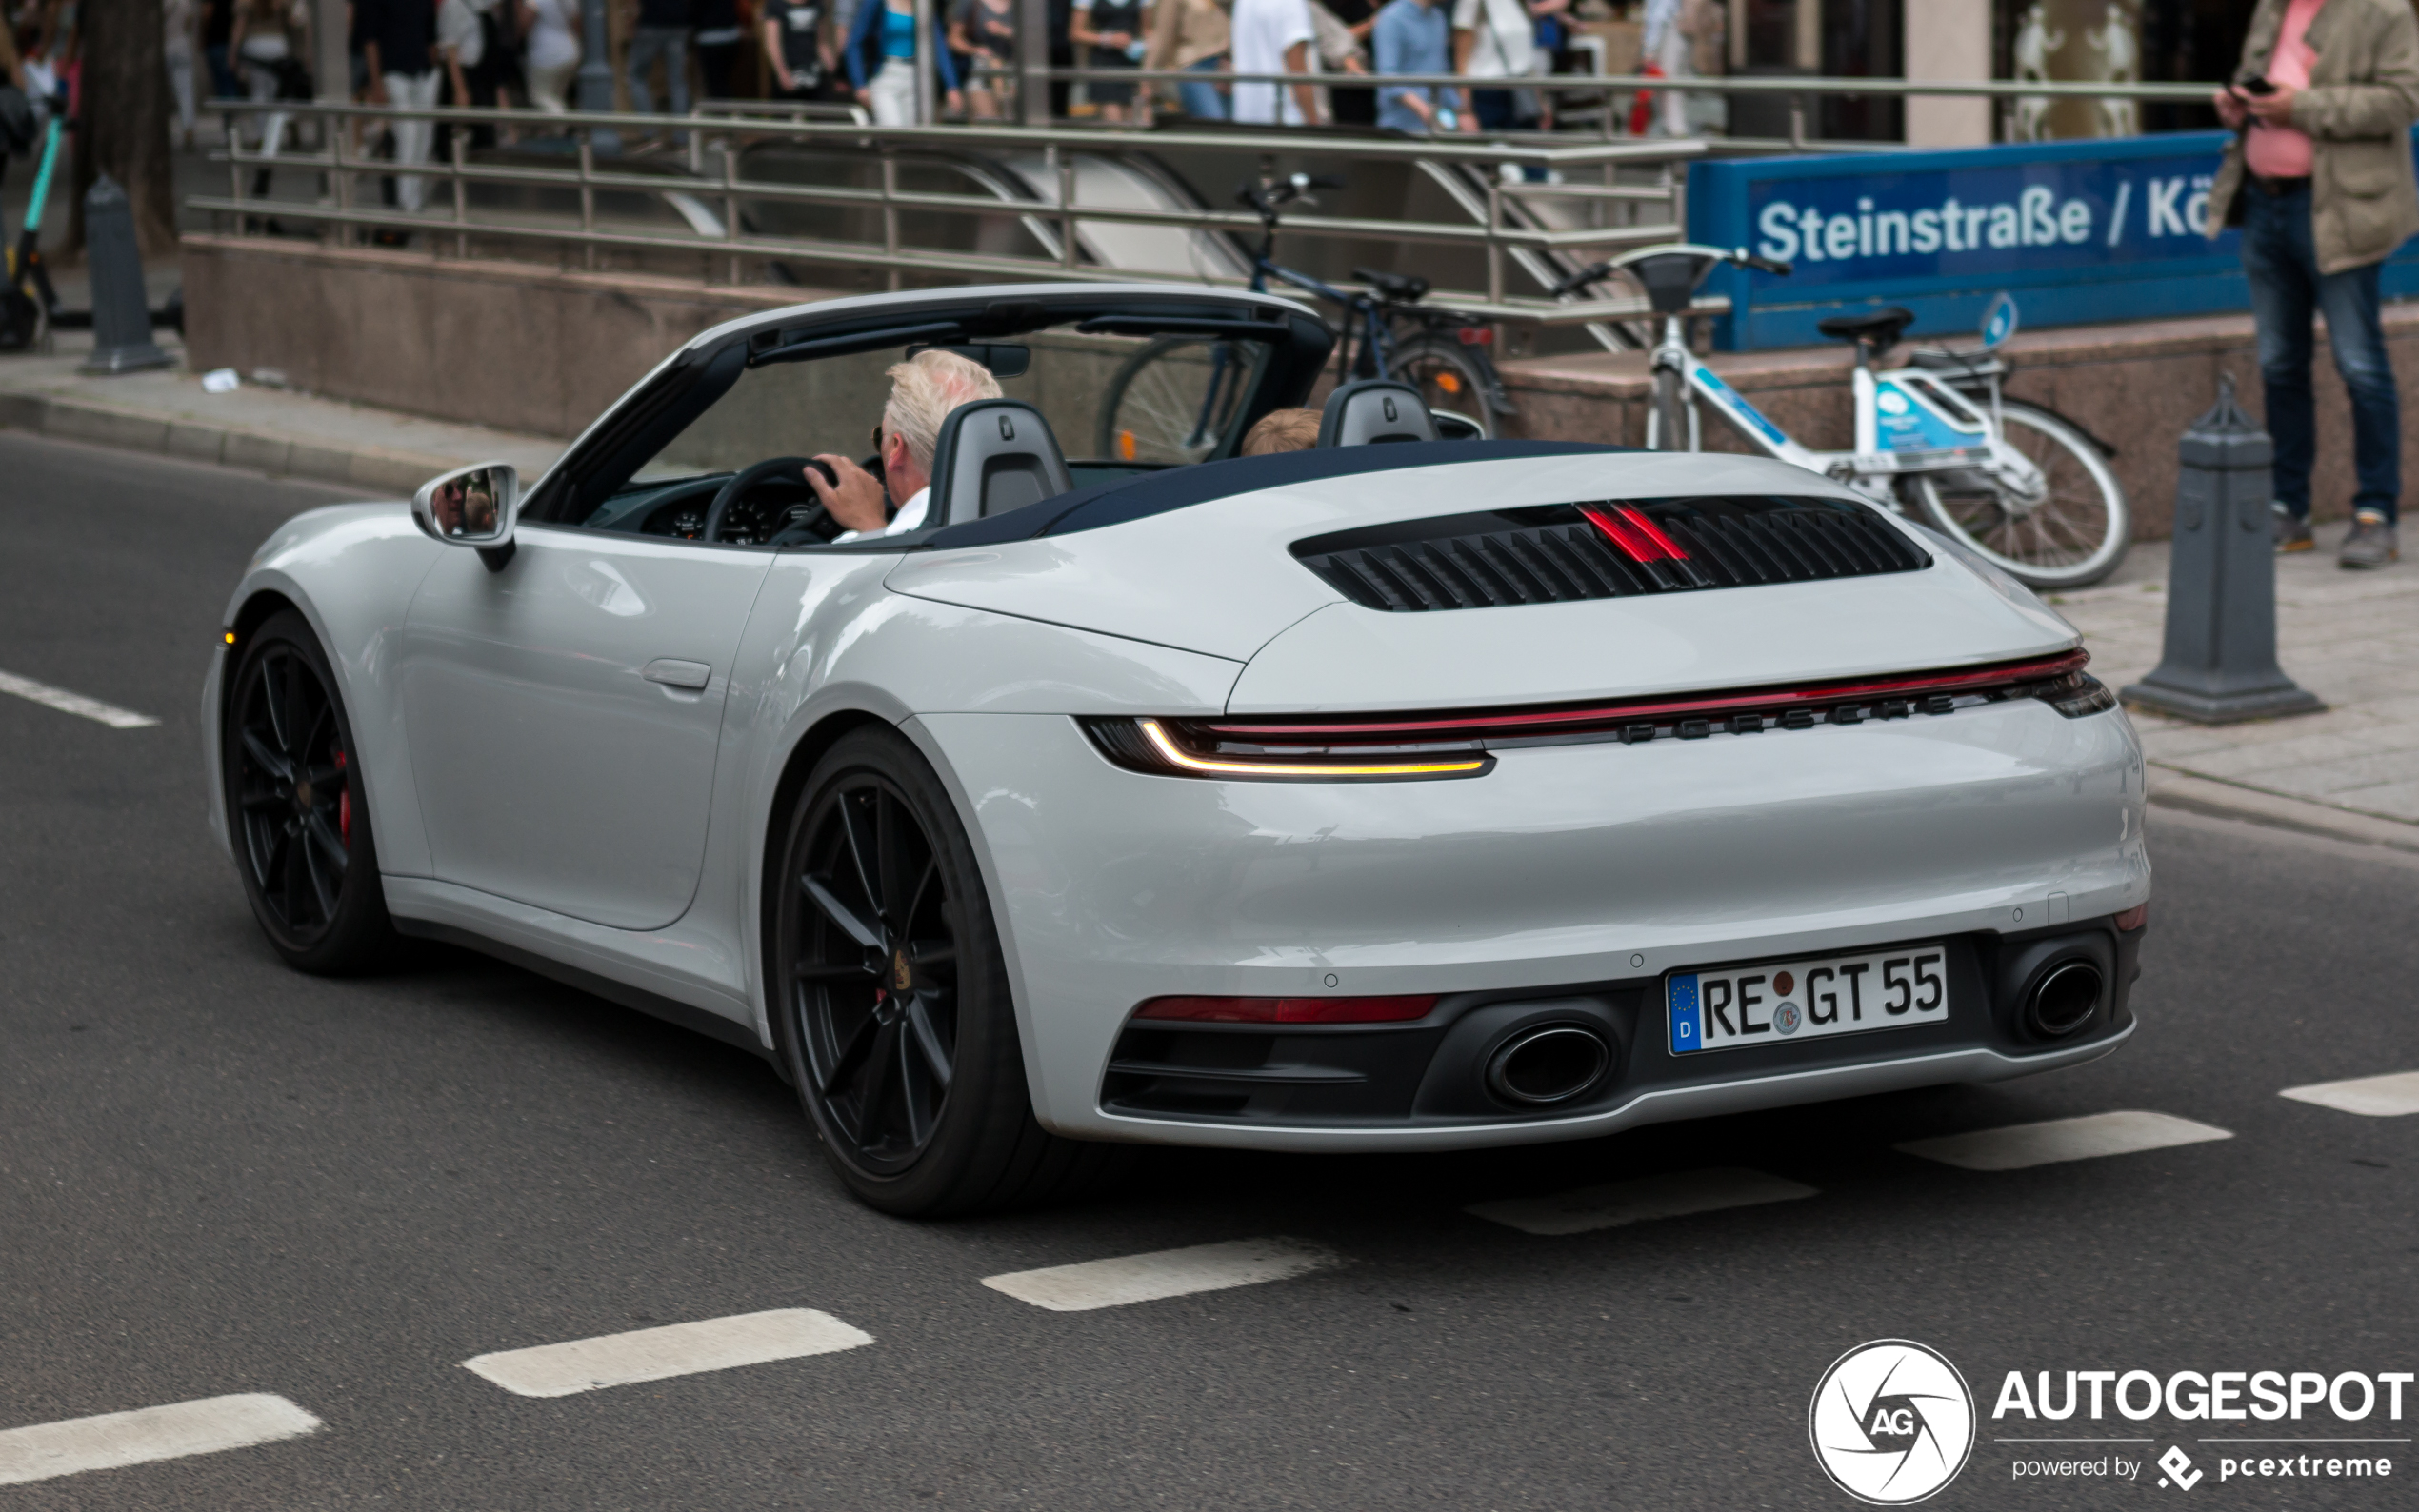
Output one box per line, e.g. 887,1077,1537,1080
1098,171,1514,462
1555,244,2129,587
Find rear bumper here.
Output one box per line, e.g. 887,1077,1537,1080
916,698,2149,1150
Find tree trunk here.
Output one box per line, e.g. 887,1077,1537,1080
70,0,180,259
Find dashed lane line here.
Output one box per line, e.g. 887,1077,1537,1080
982,1237,1343,1312
0,668,159,729
0,1393,323,1487
461,1308,873,1398
1467,1166,1820,1236
1897,1110,2233,1171
2279,1071,2419,1117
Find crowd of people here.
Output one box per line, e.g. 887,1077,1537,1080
72,0,1707,149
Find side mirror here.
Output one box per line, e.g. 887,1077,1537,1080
1430,408,1488,442
412,461,520,570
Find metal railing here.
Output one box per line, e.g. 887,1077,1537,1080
191,98,1714,326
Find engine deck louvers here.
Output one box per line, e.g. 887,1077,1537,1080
1291,495,1929,611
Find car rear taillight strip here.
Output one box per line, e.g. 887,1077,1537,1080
1081,652,2113,781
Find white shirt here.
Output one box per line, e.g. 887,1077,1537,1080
438,0,485,70
1451,0,1535,80
833,486,930,542
1231,0,1317,125
525,0,583,71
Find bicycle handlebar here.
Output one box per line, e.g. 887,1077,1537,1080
1550,245,1792,298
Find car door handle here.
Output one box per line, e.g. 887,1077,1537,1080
643,659,712,690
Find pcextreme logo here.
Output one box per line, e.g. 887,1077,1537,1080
1809,1340,1978,1504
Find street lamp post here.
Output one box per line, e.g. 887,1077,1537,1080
578,0,623,152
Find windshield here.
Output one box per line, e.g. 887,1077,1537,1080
634,320,1277,484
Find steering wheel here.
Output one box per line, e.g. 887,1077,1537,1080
703,456,829,543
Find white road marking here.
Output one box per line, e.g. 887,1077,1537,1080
1467,1166,1819,1236
982,1237,1342,1312
461,1308,873,1398
2279,1070,2419,1117
0,1393,322,1487
0,668,159,728
1897,1110,2233,1171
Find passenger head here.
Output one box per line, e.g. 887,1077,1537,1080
881,348,1005,497
1241,407,1321,456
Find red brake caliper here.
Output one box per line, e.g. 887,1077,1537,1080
336,749,350,847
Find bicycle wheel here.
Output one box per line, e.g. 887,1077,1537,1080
1097,336,1262,465
1389,337,1497,427
1912,402,2129,588
1646,365,1689,451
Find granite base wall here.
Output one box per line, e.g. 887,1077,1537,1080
186,234,2408,538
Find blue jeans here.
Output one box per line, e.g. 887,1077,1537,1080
625,26,692,117
1178,55,1226,119
2241,182,2400,523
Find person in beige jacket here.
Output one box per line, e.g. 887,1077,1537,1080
1144,0,1231,118
2209,0,2419,567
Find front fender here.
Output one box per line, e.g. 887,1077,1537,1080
210,504,447,878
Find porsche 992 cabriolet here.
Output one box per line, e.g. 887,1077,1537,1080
206,283,2149,1215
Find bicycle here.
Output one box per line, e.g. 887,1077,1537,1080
1098,171,1512,464
1553,244,2129,588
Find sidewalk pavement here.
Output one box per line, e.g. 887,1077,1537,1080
0,330,562,496
5,335,2413,851
2047,519,2419,852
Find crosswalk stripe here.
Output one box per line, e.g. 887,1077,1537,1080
982,1237,1342,1312
461,1308,873,1398
1897,1110,2232,1171
2279,1070,2419,1117
0,1393,322,1487
0,668,159,729
1467,1166,1819,1236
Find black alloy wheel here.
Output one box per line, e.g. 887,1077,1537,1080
772,726,1132,1215
224,610,394,973
788,764,961,1172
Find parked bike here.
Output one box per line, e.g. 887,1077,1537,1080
1099,172,1512,463
1555,245,2129,588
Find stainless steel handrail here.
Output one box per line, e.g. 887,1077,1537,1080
192,99,1708,326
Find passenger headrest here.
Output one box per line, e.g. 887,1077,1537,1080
925,399,1075,527
1317,379,1440,448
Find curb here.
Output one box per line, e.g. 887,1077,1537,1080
0,388,461,497
2147,770,2419,855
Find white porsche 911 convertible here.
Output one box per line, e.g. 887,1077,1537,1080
206,282,2149,1215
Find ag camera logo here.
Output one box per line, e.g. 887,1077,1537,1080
1810,1340,1977,1503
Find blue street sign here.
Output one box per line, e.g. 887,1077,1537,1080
1688,129,2419,350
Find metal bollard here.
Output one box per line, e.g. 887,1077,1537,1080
2119,376,2322,724
79,175,173,376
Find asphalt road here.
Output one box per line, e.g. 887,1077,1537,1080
1,431,2413,1511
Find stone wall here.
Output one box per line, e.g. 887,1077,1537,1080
186,233,2415,538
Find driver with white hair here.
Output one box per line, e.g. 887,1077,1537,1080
808,348,1004,539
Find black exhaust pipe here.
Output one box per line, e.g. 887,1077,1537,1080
2024,960,2105,1038
1485,1025,1611,1105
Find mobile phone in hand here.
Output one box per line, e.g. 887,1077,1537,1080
2240,74,2275,95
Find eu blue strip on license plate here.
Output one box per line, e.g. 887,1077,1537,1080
1667,973,1703,1053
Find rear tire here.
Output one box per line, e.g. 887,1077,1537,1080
770,725,1130,1216
1097,336,1261,464
1913,401,2129,587
1389,335,1504,422
222,609,397,974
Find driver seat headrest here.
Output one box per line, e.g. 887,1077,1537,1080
926,399,1074,527
1317,379,1439,448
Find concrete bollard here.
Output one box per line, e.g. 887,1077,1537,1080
79,175,173,376
2119,376,2322,724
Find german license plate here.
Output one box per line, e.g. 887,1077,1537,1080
1667,945,1949,1054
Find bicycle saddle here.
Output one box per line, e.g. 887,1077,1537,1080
1816,307,1917,350
1353,267,1431,304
